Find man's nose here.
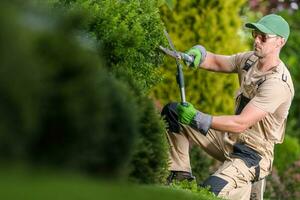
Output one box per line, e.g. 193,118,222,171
254,36,262,44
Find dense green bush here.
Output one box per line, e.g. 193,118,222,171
0,0,139,178
51,0,170,183
129,98,169,184
56,0,167,93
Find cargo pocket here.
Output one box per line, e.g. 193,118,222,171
220,160,249,189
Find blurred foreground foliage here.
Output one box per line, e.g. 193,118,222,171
0,0,138,178
0,166,222,200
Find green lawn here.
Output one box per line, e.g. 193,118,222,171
0,166,221,200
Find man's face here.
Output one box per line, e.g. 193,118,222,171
252,30,283,58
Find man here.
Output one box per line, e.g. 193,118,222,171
161,14,294,200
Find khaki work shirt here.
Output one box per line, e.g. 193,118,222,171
228,51,294,175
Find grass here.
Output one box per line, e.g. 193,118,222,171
0,165,221,200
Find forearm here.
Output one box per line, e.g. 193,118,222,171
200,52,235,73
211,115,248,134
209,103,267,134
183,100,267,135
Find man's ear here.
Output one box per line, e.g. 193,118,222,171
279,38,286,48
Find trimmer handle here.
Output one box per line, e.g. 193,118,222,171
180,53,194,66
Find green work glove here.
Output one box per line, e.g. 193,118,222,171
186,45,207,69
176,102,197,125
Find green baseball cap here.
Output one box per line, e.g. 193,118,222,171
245,14,290,40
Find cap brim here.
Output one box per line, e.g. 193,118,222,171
245,23,276,35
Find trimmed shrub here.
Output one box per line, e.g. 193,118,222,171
52,0,170,183
129,98,169,184
56,0,167,93
0,0,138,178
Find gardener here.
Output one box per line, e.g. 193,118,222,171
161,14,294,200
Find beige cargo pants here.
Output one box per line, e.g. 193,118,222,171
162,103,265,200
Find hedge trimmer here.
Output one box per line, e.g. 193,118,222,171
160,30,194,106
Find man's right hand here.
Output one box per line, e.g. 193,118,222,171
176,102,197,125
186,45,207,69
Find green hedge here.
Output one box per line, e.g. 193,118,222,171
0,0,139,178
129,98,169,184
56,0,167,93
51,0,170,183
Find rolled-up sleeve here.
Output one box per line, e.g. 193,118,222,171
228,51,254,73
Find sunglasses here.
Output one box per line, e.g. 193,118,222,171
252,30,277,43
